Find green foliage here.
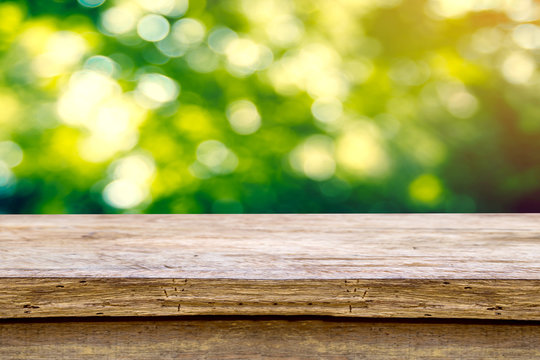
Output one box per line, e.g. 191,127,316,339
0,0,539,213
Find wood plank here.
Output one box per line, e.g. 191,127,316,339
1,317,540,359
2,278,539,319
1,214,539,319
1,214,539,279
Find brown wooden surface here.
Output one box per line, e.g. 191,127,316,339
1,317,540,359
2,214,540,279
1,214,539,319
2,278,540,320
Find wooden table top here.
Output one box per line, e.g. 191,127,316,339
1,214,539,279
1,214,539,319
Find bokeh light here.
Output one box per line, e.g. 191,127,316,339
137,14,170,42
172,18,205,46
78,0,106,8
1,0,540,213
226,100,261,135
135,73,179,108
101,5,140,35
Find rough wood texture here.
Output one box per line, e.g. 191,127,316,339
1,214,539,319
2,278,540,320
1,317,540,359
2,214,540,279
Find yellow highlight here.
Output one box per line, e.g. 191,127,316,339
141,133,179,162
174,105,217,140
409,174,443,204
48,127,100,176
336,122,388,177
0,3,25,34
430,52,487,85
289,135,335,181
0,91,20,124
50,126,80,163
79,28,103,50
19,21,56,55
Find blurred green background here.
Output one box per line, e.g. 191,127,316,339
0,0,539,214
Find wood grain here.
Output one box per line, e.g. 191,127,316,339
1,214,540,279
1,214,539,319
2,278,540,319
1,317,540,359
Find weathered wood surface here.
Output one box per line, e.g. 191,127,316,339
2,214,539,279
1,317,540,359
1,214,539,319
2,278,540,319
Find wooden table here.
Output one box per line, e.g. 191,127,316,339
1,214,539,358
